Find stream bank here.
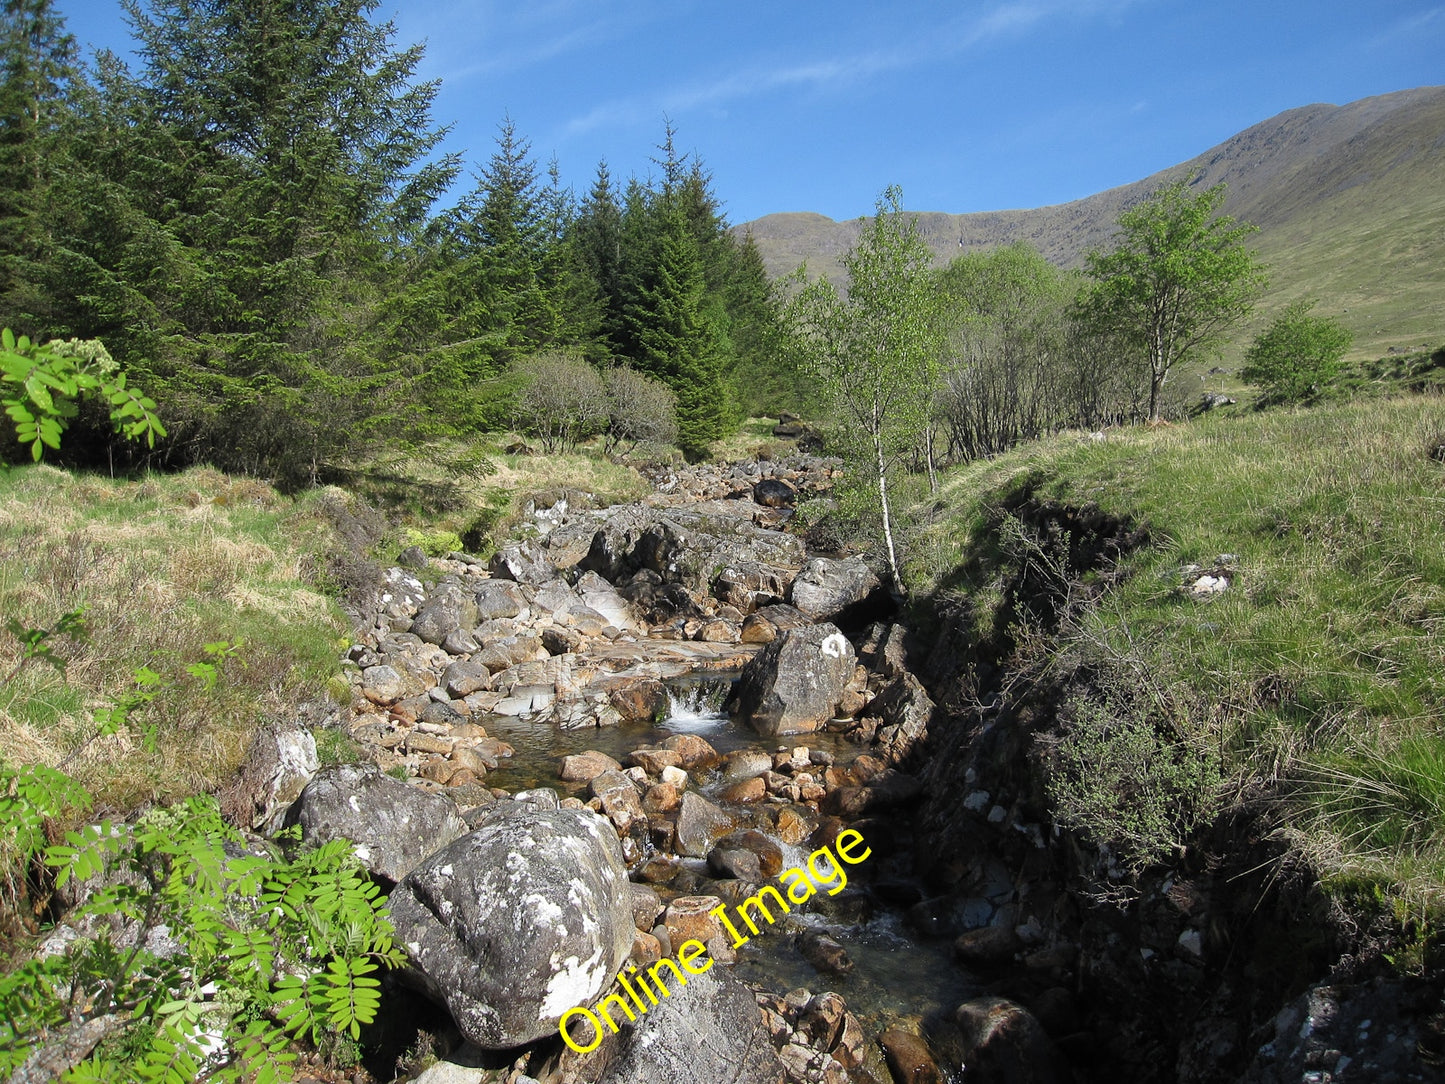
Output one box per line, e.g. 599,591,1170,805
224,454,1443,1084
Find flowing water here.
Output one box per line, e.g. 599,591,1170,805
480,669,972,1078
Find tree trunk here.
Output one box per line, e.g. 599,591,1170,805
875,431,902,594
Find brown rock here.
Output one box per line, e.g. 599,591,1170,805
628,883,664,931
629,747,682,775
799,991,847,1049
774,806,816,845
662,894,736,964
418,757,456,785
607,677,668,724
630,929,662,967
643,782,681,814
559,750,622,784
718,776,767,803
661,733,722,771
448,746,492,777
880,1029,942,1084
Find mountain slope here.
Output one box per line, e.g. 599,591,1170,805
740,86,1445,357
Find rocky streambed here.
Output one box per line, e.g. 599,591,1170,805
222,453,1034,1084
223,453,1425,1084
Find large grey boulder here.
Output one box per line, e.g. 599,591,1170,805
388,808,634,1049
489,542,557,587
411,581,477,646
788,556,884,624
728,623,857,737
598,967,784,1084
287,765,467,883
473,579,526,621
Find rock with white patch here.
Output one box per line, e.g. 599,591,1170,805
286,765,467,883
726,623,858,737
388,808,634,1049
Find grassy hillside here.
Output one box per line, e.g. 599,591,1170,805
913,394,1445,906
742,86,1445,363
0,466,353,813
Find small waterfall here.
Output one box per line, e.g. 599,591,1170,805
662,676,734,732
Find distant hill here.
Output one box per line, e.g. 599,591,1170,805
738,86,1445,359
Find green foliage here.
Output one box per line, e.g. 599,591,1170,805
0,792,403,1080
0,329,165,460
918,395,1445,908
400,526,464,557
1046,696,1222,878
1077,180,1267,420
1240,298,1353,403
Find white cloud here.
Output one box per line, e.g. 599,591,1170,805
559,0,1146,137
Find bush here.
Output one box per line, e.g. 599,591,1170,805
1045,696,1222,880
603,366,677,453
514,352,609,453
1240,299,1353,403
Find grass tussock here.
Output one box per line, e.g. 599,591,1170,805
915,395,1445,907
0,465,348,812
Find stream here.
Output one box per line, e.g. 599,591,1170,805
488,676,979,1080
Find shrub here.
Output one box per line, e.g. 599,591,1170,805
1045,696,1222,880
603,366,677,453
1240,299,1353,403
514,352,609,453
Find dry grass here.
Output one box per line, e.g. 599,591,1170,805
0,465,347,812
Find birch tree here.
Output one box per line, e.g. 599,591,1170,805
785,186,941,591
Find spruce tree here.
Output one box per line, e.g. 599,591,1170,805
0,0,79,329
626,198,727,459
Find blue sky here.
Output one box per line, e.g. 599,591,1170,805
54,0,1445,227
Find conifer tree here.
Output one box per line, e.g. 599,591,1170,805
0,0,79,328
626,198,727,459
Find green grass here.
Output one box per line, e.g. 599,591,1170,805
337,435,653,558
913,395,1445,904
0,465,349,811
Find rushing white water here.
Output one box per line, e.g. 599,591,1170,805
661,678,733,733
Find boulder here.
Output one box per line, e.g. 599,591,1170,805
411,582,476,646
954,996,1065,1084
752,478,796,507
788,556,886,625
559,750,623,784
388,809,633,1049
288,765,468,883
880,1030,943,1084
473,579,526,621
488,541,557,587
728,624,857,737
712,562,795,615
674,791,734,858
597,967,784,1084
443,658,492,698
872,672,935,762
739,604,810,644
360,664,407,705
